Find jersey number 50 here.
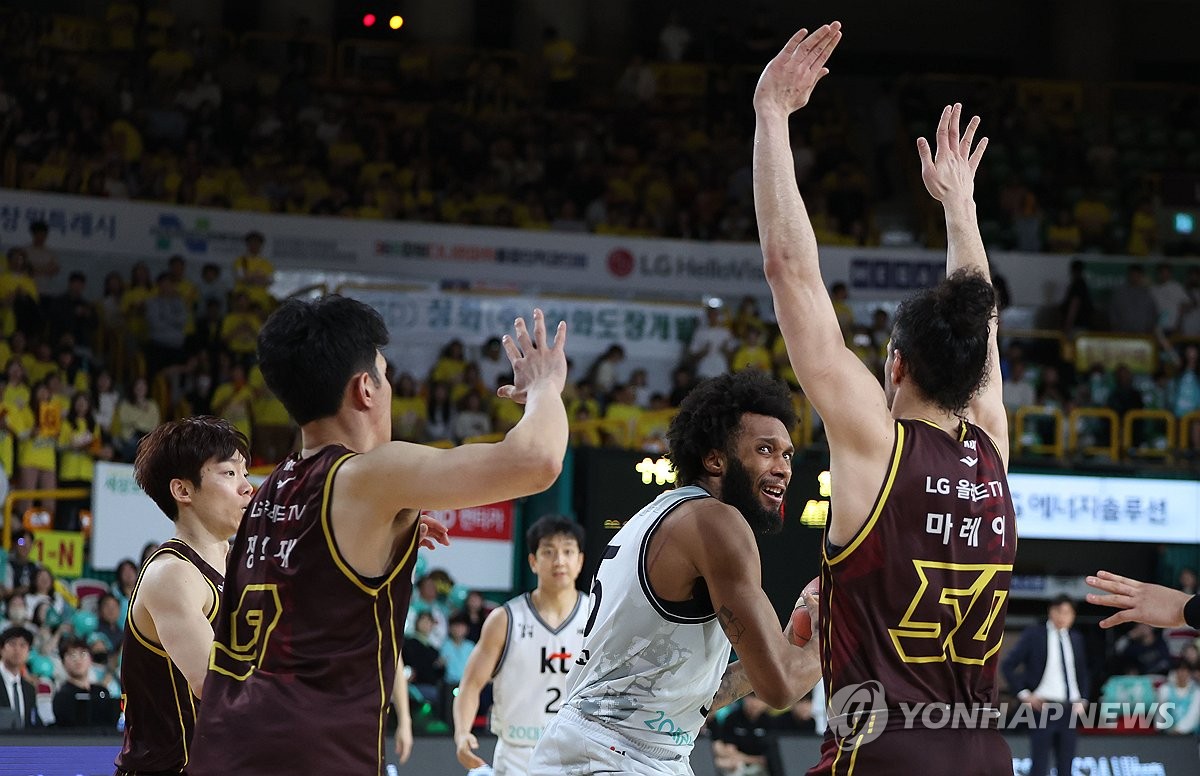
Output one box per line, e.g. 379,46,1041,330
887,561,1011,666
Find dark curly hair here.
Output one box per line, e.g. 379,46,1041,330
891,268,995,414
667,370,796,486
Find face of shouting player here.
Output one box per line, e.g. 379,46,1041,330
720,413,793,535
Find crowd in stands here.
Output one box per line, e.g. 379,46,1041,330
1,8,1199,254
0,530,140,728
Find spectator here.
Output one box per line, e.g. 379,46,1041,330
1156,663,1200,735
586,345,625,397
1046,209,1082,254
439,615,475,686
460,591,492,644
0,594,34,642
668,367,696,407
24,568,66,622
1179,268,1200,336
197,262,230,318
1150,263,1189,335
57,391,108,530
541,27,578,109
1003,360,1036,413
1,248,41,337
1107,365,1144,419
1059,260,1094,333
430,340,467,385
111,559,138,626
52,636,120,727
0,626,41,727
451,391,492,442
112,377,161,462
659,11,692,62
23,221,60,293
232,232,275,312
144,272,188,381
710,695,787,776
1112,623,1172,676
408,575,449,649
44,271,98,351
688,306,735,380
121,262,156,348
91,369,120,436
1108,265,1158,335
401,611,445,708
425,380,454,442
220,292,263,363
94,594,123,655
18,380,60,519
390,372,427,442
731,325,771,373
1179,568,1199,596
210,364,254,446
2,532,39,599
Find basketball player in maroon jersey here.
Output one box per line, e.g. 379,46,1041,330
188,298,568,775
115,417,253,776
753,23,1015,774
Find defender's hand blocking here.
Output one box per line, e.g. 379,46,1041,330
1086,570,1190,629
788,577,820,647
497,308,568,405
753,22,842,117
916,103,988,204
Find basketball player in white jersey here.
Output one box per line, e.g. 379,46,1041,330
454,515,590,775
529,370,823,776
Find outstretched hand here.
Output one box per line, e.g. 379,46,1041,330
753,22,843,116
916,103,988,204
1085,570,1190,629
497,308,568,405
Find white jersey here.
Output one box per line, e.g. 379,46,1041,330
562,485,731,760
490,590,590,748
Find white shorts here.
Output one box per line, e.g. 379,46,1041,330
493,738,534,776
529,707,694,776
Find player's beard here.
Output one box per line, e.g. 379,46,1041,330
722,455,784,535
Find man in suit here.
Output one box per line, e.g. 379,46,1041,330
0,626,41,728
1002,595,1089,776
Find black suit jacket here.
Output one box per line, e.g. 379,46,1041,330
0,674,42,727
1002,622,1090,701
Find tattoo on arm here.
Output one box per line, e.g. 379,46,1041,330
717,606,745,645
708,661,754,717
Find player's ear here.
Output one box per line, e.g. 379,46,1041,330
349,370,373,409
169,477,192,505
890,348,906,385
528,553,538,574
703,449,723,476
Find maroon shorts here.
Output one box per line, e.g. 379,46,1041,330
806,727,1011,776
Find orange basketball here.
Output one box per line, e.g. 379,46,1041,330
788,576,820,647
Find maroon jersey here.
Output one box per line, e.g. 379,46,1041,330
116,539,223,774
188,445,419,775
810,419,1016,773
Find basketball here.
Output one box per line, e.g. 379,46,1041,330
788,576,820,647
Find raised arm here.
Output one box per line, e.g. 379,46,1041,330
340,309,569,513
135,557,217,698
692,504,822,710
754,26,891,454
453,606,509,771
917,104,1006,461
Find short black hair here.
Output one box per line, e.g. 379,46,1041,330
526,514,584,554
256,295,389,425
1049,594,1076,611
58,635,90,660
0,625,33,648
667,371,796,486
891,269,995,414
134,416,250,521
